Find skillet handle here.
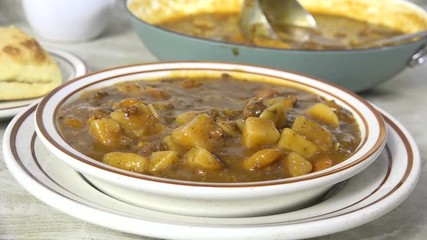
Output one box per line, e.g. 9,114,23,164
408,44,427,67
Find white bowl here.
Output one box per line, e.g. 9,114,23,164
34,62,387,217
22,0,115,42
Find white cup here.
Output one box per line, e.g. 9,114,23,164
22,0,115,42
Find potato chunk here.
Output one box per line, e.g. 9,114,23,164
264,96,296,108
217,120,241,137
242,117,280,149
277,128,319,158
259,102,287,129
148,151,178,173
312,154,334,172
243,148,284,170
171,113,222,152
117,98,141,108
110,102,165,138
175,111,202,125
102,152,148,172
89,118,126,148
282,152,313,177
116,82,142,95
163,136,187,156
292,116,334,151
63,116,84,128
184,147,223,171
306,103,340,128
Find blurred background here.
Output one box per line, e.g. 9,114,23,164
0,0,156,71
1,0,427,71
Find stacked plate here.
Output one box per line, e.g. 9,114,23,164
2,62,421,240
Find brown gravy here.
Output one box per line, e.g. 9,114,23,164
158,12,404,50
57,75,361,182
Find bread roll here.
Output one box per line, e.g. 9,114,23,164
0,26,62,100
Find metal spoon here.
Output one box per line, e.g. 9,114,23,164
240,0,317,41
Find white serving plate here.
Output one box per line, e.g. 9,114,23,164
0,48,88,119
2,103,420,240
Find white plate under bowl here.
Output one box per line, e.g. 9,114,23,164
2,103,420,240
0,48,88,119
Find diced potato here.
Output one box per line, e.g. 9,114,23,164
63,116,84,128
116,82,142,95
180,79,202,88
117,98,141,108
147,103,162,121
102,152,148,172
110,102,165,138
163,135,187,156
277,128,319,158
171,113,221,152
282,152,313,177
235,119,244,132
306,103,340,128
184,147,223,171
292,116,334,151
144,86,170,100
148,151,178,173
152,102,175,111
217,120,241,137
312,154,334,172
325,100,355,123
243,148,284,170
259,102,287,129
242,117,280,149
175,111,202,125
255,88,279,99
89,118,125,148
264,96,296,108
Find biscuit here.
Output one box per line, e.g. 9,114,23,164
0,26,62,100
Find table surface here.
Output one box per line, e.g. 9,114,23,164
1,1,427,239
